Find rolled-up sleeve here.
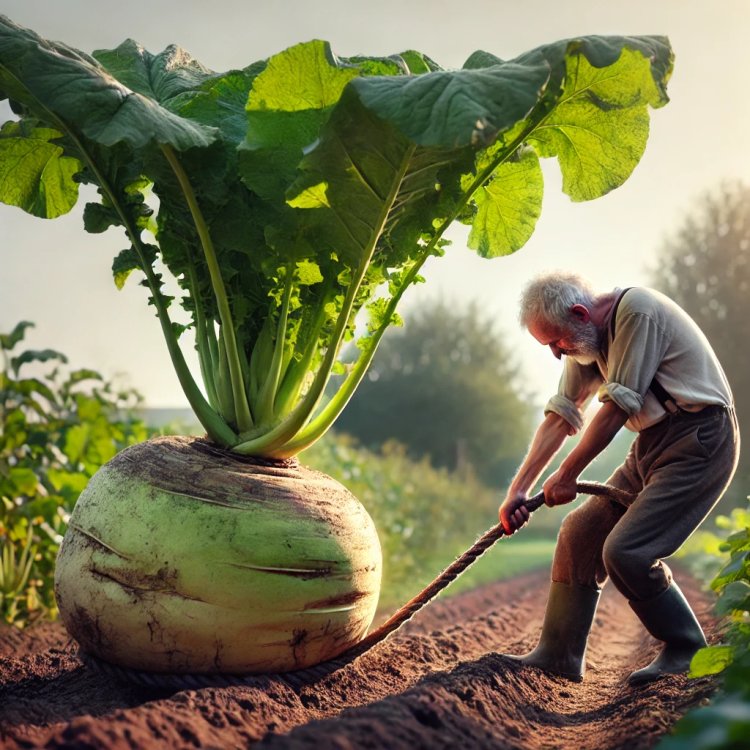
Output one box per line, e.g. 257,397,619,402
598,312,671,416
544,360,601,434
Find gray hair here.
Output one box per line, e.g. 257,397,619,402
519,272,596,329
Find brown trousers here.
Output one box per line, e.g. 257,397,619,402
552,406,740,602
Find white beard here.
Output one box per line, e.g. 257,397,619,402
566,322,603,366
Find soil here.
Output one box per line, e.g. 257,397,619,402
0,567,718,749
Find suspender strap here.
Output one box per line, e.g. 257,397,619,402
609,287,680,415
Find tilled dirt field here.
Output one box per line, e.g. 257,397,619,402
0,568,718,749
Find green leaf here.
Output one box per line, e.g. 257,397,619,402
65,368,104,386
10,348,68,375
8,467,38,495
0,321,33,351
169,64,265,144
0,16,218,151
253,40,359,111
112,247,143,289
75,394,103,423
11,377,57,404
288,86,471,268
296,260,324,285
349,59,550,148
466,147,543,257
0,121,81,218
716,580,750,616
713,550,749,590
93,40,212,104
397,50,438,75
527,46,667,201
239,40,361,201
63,423,89,464
689,645,734,677
83,201,121,233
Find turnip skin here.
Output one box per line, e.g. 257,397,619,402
55,436,381,674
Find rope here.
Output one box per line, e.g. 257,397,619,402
82,481,634,691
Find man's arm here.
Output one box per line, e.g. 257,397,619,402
542,400,629,505
499,412,571,534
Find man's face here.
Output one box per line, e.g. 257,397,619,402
527,315,603,366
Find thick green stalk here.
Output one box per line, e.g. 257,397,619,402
215,331,237,423
161,145,253,433
278,258,428,455
186,262,219,411
255,266,293,426
248,318,274,407
273,292,330,418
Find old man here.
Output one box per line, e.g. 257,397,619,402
499,272,739,684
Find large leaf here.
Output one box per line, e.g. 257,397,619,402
0,16,217,152
349,59,551,148
0,121,81,217
93,40,213,103
526,42,669,201
239,41,361,201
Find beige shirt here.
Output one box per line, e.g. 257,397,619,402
545,287,734,433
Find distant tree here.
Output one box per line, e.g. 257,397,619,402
334,299,534,486
650,181,750,501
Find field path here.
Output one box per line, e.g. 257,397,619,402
0,568,718,749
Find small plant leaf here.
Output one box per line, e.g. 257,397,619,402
689,645,735,677
0,122,81,218
0,321,34,351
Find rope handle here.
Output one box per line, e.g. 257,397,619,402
82,481,634,690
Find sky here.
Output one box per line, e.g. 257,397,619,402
1,0,748,410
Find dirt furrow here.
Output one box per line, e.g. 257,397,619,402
0,568,718,749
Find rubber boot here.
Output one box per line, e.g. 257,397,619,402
628,582,707,685
502,581,601,681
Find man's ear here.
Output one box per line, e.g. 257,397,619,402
570,304,590,323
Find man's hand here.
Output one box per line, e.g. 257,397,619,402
541,469,578,507
499,492,531,535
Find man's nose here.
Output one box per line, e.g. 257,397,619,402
549,344,562,359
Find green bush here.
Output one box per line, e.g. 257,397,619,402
657,503,750,749
0,322,148,626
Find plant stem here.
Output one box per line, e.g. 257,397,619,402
186,262,219,411
160,144,253,433
255,265,293,425
216,331,236,423
273,286,331,418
